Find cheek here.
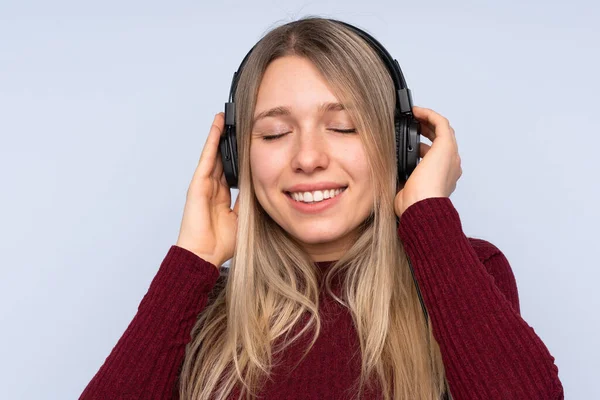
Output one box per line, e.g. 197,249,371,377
344,143,371,181
249,144,282,195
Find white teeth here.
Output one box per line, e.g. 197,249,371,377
290,188,346,203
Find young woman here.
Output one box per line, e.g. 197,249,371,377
80,17,563,400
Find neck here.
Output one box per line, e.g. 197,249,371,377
300,230,359,262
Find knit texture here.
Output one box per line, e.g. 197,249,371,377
79,197,563,399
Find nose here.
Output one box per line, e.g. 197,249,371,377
289,130,330,174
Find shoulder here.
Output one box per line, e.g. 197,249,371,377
467,237,521,313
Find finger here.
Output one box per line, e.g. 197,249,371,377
212,146,224,179
416,112,436,132
412,106,451,137
220,167,229,188
196,113,226,179
420,142,431,158
418,121,436,142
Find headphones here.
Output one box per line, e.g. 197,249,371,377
219,18,421,190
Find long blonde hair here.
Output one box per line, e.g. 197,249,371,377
179,16,447,400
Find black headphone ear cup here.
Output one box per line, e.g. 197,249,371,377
231,127,239,186
396,116,420,186
395,117,407,185
405,117,420,179
219,123,239,188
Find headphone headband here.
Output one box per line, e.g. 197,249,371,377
221,18,421,191
227,19,414,115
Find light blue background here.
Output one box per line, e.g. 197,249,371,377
1,1,598,398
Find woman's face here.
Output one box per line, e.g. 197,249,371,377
250,55,374,262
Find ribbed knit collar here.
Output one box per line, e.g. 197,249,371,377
315,260,337,268
314,260,337,272
313,260,345,293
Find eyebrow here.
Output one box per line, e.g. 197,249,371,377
252,102,347,125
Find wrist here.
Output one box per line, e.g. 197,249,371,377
175,243,222,271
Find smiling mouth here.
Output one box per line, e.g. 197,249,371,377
284,186,348,203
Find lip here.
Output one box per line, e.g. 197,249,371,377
285,182,348,193
285,187,346,214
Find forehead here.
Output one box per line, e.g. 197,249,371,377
254,56,341,116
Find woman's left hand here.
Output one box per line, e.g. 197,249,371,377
394,106,463,218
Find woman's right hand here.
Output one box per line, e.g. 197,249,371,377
175,112,240,269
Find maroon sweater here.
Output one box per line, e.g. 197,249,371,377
79,197,563,399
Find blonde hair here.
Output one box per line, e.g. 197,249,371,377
179,16,447,400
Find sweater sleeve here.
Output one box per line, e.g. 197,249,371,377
397,197,563,400
79,245,221,400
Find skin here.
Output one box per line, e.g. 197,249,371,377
250,56,374,262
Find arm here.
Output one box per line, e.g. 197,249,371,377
79,245,222,400
398,197,563,400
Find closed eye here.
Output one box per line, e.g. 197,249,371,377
261,129,356,141
261,133,288,141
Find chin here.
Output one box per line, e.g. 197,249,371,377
287,224,349,245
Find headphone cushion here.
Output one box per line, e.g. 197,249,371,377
395,117,407,183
